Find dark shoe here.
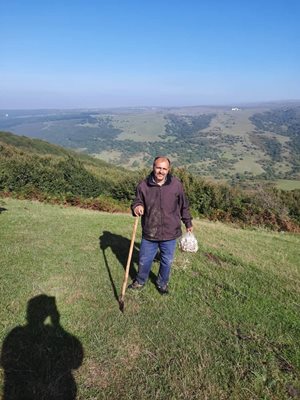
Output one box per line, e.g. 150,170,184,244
128,280,144,290
156,284,169,295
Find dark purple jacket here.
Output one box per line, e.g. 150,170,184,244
132,173,192,241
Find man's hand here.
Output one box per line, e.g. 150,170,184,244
186,226,193,233
134,205,144,216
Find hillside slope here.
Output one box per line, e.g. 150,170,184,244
1,198,299,399
0,130,140,209
0,130,134,177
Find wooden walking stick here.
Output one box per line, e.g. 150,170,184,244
119,217,139,312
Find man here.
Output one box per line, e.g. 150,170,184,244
129,156,193,294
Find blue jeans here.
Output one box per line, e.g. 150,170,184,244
136,238,177,287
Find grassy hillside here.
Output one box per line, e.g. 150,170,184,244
1,198,299,399
0,130,134,179
1,103,300,184
0,130,140,211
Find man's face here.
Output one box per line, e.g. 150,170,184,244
153,159,170,183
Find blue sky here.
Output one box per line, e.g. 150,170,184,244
1,0,300,108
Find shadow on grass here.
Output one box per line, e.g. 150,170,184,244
99,231,157,301
1,294,84,400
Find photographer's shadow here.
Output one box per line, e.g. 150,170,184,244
1,295,84,400
99,230,157,301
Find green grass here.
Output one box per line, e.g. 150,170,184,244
1,198,300,399
232,155,265,174
112,113,166,142
275,179,300,191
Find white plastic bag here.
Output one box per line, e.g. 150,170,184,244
179,232,198,253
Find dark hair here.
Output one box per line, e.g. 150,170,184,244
153,156,171,167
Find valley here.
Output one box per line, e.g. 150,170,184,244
1,102,300,186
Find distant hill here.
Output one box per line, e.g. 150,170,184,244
1,102,300,185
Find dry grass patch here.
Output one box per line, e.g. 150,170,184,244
76,358,111,390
